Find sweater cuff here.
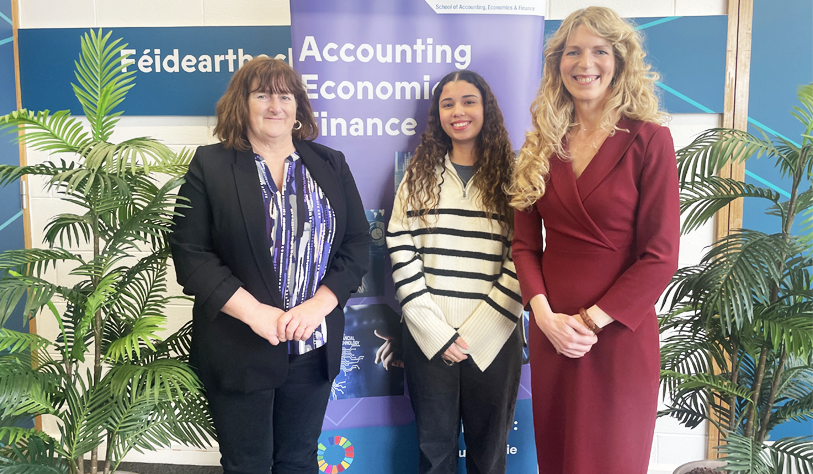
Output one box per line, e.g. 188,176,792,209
402,294,458,360
457,304,518,371
435,333,461,360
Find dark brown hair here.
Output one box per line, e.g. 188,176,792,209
214,57,318,150
403,70,515,233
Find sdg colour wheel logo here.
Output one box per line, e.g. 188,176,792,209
317,435,354,473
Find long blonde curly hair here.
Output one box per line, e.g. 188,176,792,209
404,70,515,233
509,6,664,210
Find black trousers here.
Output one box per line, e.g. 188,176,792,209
403,325,523,474
205,346,332,474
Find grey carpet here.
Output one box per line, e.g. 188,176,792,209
116,462,221,474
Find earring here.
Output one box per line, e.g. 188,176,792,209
293,120,302,130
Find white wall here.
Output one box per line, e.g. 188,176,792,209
18,0,726,471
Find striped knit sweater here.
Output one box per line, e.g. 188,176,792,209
387,155,523,371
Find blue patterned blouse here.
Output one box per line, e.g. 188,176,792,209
254,152,336,354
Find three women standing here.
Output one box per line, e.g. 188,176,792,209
171,8,680,472
387,70,524,474
511,7,680,474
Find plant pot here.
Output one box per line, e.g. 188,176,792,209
673,459,728,474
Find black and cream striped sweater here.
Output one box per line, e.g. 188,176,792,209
387,155,523,371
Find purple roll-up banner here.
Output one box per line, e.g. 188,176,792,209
291,1,544,472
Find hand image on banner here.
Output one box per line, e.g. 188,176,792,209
332,304,404,401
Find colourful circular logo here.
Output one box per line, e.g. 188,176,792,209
317,436,354,473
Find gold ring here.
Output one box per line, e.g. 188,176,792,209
443,358,454,366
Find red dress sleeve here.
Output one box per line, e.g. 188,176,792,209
595,126,680,330
512,202,547,309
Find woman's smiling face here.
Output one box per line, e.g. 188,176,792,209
246,88,297,145
438,80,484,148
559,24,616,108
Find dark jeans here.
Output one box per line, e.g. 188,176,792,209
205,346,332,474
403,325,522,474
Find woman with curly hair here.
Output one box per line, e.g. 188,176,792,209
509,7,680,474
387,70,523,474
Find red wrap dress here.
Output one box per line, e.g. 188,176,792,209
512,118,680,474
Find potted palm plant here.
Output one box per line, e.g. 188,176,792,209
0,29,213,474
659,84,813,474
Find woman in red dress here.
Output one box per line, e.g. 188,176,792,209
510,7,680,474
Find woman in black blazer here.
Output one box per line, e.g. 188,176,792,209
170,58,370,474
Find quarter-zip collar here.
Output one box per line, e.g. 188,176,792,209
444,153,479,199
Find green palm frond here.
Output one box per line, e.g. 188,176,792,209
800,185,813,245
83,139,176,177
657,406,714,431
0,278,59,328
69,272,119,361
105,316,164,362
59,372,110,459
104,255,171,361
753,300,813,358
51,165,118,201
152,146,194,177
107,359,202,402
0,109,90,155
42,213,92,248
0,428,56,449
0,249,83,277
0,328,51,354
69,253,125,281
143,320,193,363
778,363,813,400
657,382,721,429
72,29,134,142
767,185,811,218
0,356,61,419
0,366,41,418
0,350,58,375
659,367,757,431
104,392,170,465
769,393,813,429
51,300,90,360
667,231,791,331
103,176,185,255
735,352,759,389
767,436,813,474
0,435,70,474
676,128,781,184
679,176,782,234
6,385,57,418
0,161,78,189
156,391,214,448
669,371,755,401
660,332,725,394
791,84,813,146
111,253,170,320
772,136,804,180
105,390,213,468
125,394,214,457
718,433,773,474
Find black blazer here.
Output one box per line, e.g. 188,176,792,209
170,140,371,393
